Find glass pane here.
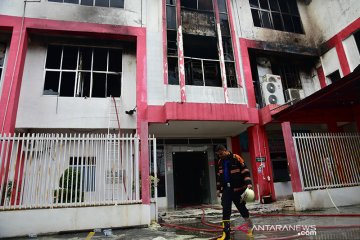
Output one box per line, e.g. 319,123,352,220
166,0,176,5
222,37,233,61
181,0,197,9
183,34,218,59
64,0,79,3
79,47,92,70
108,49,122,72
77,72,91,97
225,62,237,88
204,61,221,87
218,0,227,13
166,6,177,30
93,48,108,71
60,72,76,97
185,59,203,86
220,13,230,36
81,0,93,6
251,9,261,27
95,0,109,7
0,43,5,66
260,11,272,29
48,0,63,2
106,74,121,97
269,0,280,11
278,0,289,13
46,45,62,69
62,46,78,70
110,0,124,8
168,57,179,85
272,12,283,30
167,30,178,55
282,14,294,32
198,0,213,11
259,0,269,10
288,0,299,15
292,16,303,33
249,0,259,8
92,73,106,97
43,71,60,95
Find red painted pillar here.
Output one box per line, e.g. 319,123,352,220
176,0,186,103
335,36,351,76
327,122,341,133
316,66,327,88
231,136,241,155
281,122,302,192
239,39,256,108
0,24,28,134
248,125,275,202
136,33,150,204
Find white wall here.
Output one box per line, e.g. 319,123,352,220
274,182,293,199
0,0,143,27
343,35,360,71
16,39,137,130
321,47,343,84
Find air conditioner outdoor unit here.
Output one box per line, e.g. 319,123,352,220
261,74,285,105
284,88,305,103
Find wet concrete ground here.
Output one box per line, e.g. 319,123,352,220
9,201,360,240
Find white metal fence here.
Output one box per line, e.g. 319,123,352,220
0,133,144,210
293,133,360,190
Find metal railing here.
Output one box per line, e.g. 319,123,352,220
0,133,142,210
293,133,360,190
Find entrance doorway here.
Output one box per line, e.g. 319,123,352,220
173,151,209,207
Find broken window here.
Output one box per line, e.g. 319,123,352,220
168,57,179,85
0,43,6,89
272,62,301,89
326,70,341,84
48,0,124,8
354,31,360,55
181,0,213,11
44,45,122,98
249,0,304,34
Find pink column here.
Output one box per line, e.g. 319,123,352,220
248,125,275,201
316,66,327,88
281,122,302,192
335,36,351,76
176,0,186,103
239,39,256,108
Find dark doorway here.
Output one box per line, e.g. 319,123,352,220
173,151,209,207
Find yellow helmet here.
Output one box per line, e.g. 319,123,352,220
241,188,255,203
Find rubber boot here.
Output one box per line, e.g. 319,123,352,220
245,218,254,238
217,220,231,240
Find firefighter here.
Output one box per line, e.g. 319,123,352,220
215,145,254,240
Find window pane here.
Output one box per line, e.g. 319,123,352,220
62,46,78,70
108,49,122,72
222,37,233,61
272,12,283,30
77,72,91,97
198,0,213,11
79,47,92,70
81,0,93,6
167,30,178,55
110,0,124,8
220,13,230,36
168,57,179,85
166,6,177,30
282,14,294,32
260,11,272,28
93,48,107,71
92,73,106,97
183,34,218,59
166,0,176,5
269,0,280,11
48,0,63,2
251,9,261,27
95,0,109,7
181,0,197,9
60,72,76,97
225,62,237,88
259,0,269,10
185,59,203,86
64,0,79,3
46,45,62,69
43,71,60,95
278,0,289,13
204,61,221,87
288,0,299,15
0,44,5,67
249,0,259,8
292,16,303,33
218,0,227,13
106,74,121,97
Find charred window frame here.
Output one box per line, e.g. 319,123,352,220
249,0,304,34
48,0,124,8
166,0,179,85
44,45,122,98
272,62,301,89
0,43,6,90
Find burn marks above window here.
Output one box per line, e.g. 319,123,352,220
48,0,124,8
44,45,122,98
249,0,304,34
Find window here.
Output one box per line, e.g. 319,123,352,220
354,31,360,55
69,157,96,192
0,43,6,86
48,0,124,8
272,62,302,89
181,0,213,11
249,0,304,34
44,45,122,98
326,70,341,84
